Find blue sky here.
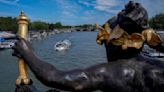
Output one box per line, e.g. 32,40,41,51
0,0,163,25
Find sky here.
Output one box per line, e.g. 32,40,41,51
0,0,163,25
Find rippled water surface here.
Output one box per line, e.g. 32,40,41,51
0,32,107,91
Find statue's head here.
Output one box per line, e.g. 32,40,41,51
125,1,136,10
96,23,111,45
123,1,149,29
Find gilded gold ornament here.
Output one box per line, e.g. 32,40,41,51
16,11,30,85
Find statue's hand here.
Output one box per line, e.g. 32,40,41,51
12,37,33,58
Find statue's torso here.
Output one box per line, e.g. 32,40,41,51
105,43,142,62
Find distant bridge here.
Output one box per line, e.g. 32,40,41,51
68,27,96,32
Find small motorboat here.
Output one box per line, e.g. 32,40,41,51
62,39,71,46
0,32,16,50
0,41,15,49
142,51,164,58
142,45,164,58
0,31,16,38
54,39,71,51
0,38,15,50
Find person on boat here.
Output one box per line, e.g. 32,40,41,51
96,1,164,62
12,1,164,92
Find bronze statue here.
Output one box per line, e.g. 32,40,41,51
13,1,164,92
12,37,164,92
96,1,164,62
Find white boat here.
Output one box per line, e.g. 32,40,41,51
62,39,71,46
0,41,15,49
0,31,15,38
0,32,16,50
54,39,71,51
142,44,164,58
142,52,164,58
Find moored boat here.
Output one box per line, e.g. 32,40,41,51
0,32,16,50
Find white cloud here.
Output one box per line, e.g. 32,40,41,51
0,11,10,15
95,0,121,13
55,0,80,19
79,0,123,14
14,0,19,2
0,0,19,5
78,0,96,7
96,0,118,7
79,0,164,16
62,11,75,17
135,0,164,17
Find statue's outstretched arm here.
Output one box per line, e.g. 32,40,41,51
12,38,164,92
12,38,104,91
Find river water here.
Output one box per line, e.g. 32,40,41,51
0,31,107,92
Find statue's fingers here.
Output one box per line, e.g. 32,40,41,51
11,44,19,57
12,51,17,56
15,35,23,40
11,44,16,50
15,35,26,43
11,41,20,50
17,54,21,58
12,51,21,58
13,38,23,48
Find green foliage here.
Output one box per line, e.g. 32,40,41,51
49,23,55,30
0,16,94,31
149,13,164,30
0,17,17,32
74,24,94,28
29,21,49,31
1,13,163,32
54,22,62,29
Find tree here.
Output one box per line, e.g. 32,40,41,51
149,13,164,30
29,21,49,31
49,23,55,30
0,17,17,32
54,22,62,29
